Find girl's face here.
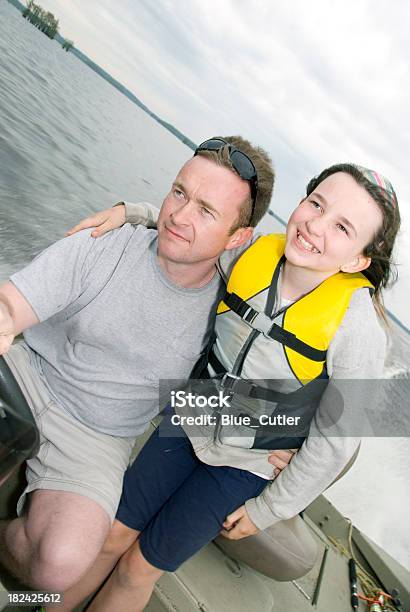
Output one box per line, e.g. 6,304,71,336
285,172,383,276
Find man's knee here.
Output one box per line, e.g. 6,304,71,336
30,534,97,591
25,491,111,591
117,541,162,588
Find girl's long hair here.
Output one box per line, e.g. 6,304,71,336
305,163,401,325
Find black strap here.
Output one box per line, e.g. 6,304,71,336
229,256,284,377
223,292,327,362
223,292,250,319
208,349,326,404
266,255,285,315
190,331,216,379
223,255,285,322
267,324,327,361
249,379,325,404
208,349,226,375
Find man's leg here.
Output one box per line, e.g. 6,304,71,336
48,519,140,611
50,419,201,611
0,343,133,587
1,344,135,593
0,490,110,591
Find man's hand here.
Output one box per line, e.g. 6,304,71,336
66,204,126,238
0,299,15,355
220,505,259,540
268,448,297,476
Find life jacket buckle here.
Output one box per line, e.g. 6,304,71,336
221,373,241,391
221,373,256,397
248,311,274,337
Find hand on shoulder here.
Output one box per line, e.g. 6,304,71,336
66,203,126,238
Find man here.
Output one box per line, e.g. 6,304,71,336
0,136,275,593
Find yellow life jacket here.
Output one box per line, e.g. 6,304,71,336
217,233,374,382
191,233,375,450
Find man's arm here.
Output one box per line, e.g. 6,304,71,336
0,282,39,354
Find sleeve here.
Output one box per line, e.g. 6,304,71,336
9,228,126,323
123,201,159,228
217,232,262,280
123,204,264,278
245,290,387,530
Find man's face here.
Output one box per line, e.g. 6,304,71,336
157,156,251,265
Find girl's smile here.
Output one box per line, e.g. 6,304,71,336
294,229,321,254
285,172,383,278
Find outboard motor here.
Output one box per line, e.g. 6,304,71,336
0,356,39,487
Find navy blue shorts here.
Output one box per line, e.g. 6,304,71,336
116,418,268,571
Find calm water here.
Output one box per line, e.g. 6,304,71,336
0,2,409,569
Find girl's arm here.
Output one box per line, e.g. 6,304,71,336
65,203,267,284
228,290,387,535
66,202,159,238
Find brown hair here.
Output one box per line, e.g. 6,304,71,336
305,163,401,324
195,135,274,230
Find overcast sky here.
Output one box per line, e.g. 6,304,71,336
31,0,410,323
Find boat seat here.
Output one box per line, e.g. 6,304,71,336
214,513,318,581
214,447,360,581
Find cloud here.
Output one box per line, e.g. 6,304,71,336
23,0,410,288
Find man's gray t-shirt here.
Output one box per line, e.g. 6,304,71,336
10,225,221,437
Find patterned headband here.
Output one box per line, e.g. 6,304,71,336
355,165,398,209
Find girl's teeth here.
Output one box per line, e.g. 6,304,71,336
297,232,319,253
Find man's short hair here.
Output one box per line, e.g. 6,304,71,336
195,135,274,230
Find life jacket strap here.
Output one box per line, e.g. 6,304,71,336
208,350,326,405
208,348,227,375
268,324,327,362
224,291,327,362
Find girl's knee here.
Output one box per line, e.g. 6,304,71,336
102,520,139,556
118,542,162,587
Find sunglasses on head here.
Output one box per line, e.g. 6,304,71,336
194,138,258,221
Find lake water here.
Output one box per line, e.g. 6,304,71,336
0,1,409,569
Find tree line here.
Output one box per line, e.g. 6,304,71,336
62,39,74,52
22,1,74,50
23,0,59,39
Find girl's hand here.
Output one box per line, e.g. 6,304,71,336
66,203,126,238
268,448,297,476
220,505,259,540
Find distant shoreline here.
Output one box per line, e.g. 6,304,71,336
5,0,197,151
4,0,410,336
